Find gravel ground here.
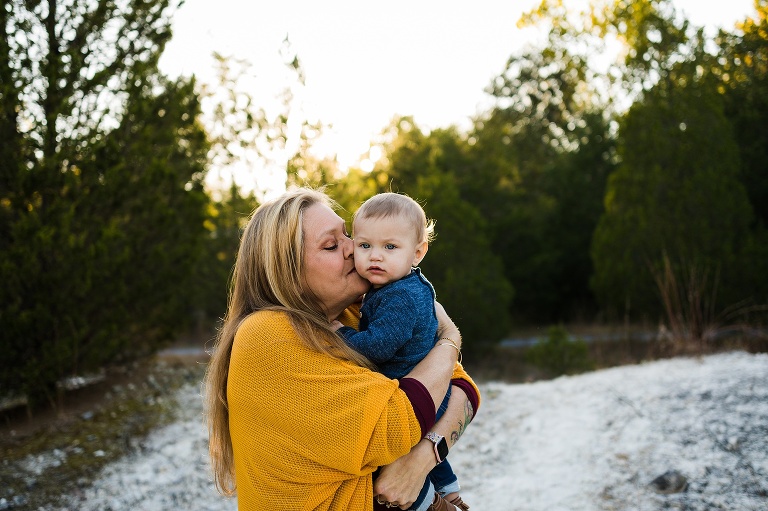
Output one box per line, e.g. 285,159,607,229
3,351,766,511
451,351,768,510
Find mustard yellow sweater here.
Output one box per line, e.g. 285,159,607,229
227,307,478,510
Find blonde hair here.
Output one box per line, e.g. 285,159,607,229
354,192,435,244
204,187,372,496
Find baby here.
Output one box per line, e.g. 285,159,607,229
335,192,468,511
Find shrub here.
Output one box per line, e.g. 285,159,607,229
525,326,594,376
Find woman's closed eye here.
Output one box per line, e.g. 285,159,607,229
324,238,345,251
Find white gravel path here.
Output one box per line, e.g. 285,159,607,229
55,351,768,511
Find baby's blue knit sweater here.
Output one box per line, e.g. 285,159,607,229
338,268,438,379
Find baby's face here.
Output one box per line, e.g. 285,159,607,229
352,215,426,288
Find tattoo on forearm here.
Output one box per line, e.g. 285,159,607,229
450,400,475,445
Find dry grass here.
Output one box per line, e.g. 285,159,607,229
650,253,768,356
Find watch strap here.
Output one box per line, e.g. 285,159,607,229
425,431,446,463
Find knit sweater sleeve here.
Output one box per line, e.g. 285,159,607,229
227,310,425,508
450,361,482,412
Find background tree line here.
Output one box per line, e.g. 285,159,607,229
2,0,766,408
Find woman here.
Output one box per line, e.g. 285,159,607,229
204,188,480,510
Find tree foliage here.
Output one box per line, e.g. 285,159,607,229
717,1,768,229
333,117,514,346
591,78,753,316
191,38,334,328
0,0,208,407
201,39,312,197
586,0,763,322
463,7,614,323
416,173,514,344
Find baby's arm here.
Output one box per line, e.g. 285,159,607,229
335,290,418,364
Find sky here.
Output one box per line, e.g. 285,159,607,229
159,0,757,191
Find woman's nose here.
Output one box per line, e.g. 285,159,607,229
343,236,354,258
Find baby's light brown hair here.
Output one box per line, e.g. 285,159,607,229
353,192,435,244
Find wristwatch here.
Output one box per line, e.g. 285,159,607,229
424,431,449,464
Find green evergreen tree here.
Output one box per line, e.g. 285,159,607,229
591,80,753,318
716,1,768,305
717,4,768,217
0,0,207,408
536,113,615,320
469,34,612,322
416,173,514,345
357,118,514,345
193,184,258,326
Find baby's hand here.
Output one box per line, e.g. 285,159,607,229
330,320,344,331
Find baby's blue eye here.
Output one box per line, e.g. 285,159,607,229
360,242,370,249
385,243,396,250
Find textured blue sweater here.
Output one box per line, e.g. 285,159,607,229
338,268,439,379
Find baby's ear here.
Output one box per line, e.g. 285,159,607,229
412,241,429,266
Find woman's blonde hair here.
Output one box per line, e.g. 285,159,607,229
204,187,372,496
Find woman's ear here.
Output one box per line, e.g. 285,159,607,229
412,241,429,266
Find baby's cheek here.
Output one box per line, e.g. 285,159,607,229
353,252,366,272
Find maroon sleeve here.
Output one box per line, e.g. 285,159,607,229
398,377,435,436
451,378,480,416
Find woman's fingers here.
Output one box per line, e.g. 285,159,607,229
375,494,413,509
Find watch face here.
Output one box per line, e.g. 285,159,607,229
436,437,449,460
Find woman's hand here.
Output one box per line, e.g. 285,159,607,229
374,440,435,509
375,383,475,509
